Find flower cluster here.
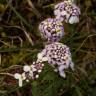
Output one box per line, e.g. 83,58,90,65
39,0,80,41
37,42,74,78
14,61,44,87
54,0,81,24
13,0,80,87
39,18,64,42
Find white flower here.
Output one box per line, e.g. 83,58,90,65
26,79,29,82
21,73,26,80
24,65,37,78
37,53,43,61
14,73,26,87
35,74,39,78
38,70,42,73
42,57,48,61
23,64,37,79
61,11,67,16
68,16,79,24
37,53,48,62
14,73,21,79
58,65,66,78
30,65,37,72
23,65,30,72
54,10,60,15
41,63,44,67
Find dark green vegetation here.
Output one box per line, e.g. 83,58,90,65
0,0,96,96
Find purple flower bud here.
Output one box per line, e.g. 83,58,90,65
39,18,64,42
